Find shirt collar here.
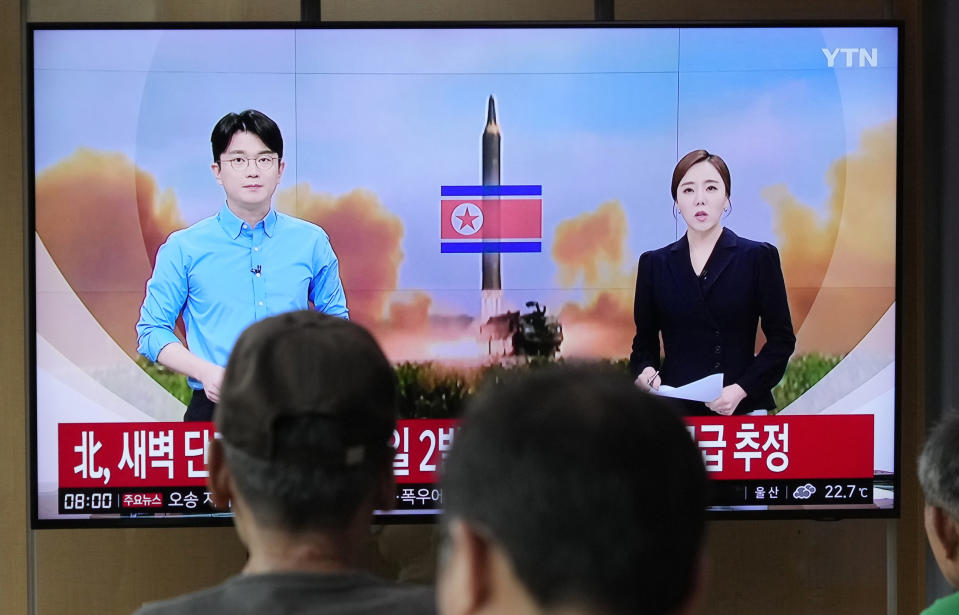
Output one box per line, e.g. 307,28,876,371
262,208,278,237
217,204,278,239
669,226,738,252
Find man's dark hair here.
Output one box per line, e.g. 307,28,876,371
919,410,959,519
216,311,397,531
222,417,394,530
442,363,707,615
211,109,284,162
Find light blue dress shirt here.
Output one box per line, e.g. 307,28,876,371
137,204,348,389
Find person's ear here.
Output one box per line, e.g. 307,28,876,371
206,439,233,511
211,161,224,185
930,505,959,560
438,520,493,615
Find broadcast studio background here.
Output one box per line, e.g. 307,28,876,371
1,0,955,613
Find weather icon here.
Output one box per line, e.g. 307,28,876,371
792,483,817,500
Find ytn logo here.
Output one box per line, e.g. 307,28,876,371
822,48,878,68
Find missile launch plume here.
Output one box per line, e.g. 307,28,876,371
553,200,628,287
553,200,635,357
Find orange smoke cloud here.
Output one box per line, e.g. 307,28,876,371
552,200,635,358
36,148,179,357
277,185,405,327
765,120,897,354
387,292,432,331
139,185,187,269
762,169,841,332
553,200,627,287
558,290,633,327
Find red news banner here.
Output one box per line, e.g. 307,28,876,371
685,415,873,479
58,415,873,514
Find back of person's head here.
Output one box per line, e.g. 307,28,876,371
440,363,708,615
920,410,959,519
214,310,397,531
211,109,284,162
919,410,959,588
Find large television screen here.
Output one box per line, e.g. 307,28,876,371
30,23,900,526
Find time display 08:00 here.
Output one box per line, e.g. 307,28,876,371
60,491,115,513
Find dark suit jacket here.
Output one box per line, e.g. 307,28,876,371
630,228,796,415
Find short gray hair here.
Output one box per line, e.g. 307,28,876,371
918,410,959,518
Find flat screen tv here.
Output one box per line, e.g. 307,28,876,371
29,22,900,526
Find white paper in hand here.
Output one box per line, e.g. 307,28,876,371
650,373,724,403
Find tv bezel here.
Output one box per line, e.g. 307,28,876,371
27,19,904,529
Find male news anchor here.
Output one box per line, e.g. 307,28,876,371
137,110,348,421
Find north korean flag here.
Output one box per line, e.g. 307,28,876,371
440,185,542,253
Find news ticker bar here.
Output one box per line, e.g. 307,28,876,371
57,483,447,515
58,479,874,515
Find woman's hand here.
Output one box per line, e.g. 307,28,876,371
706,384,747,416
635,366,661,392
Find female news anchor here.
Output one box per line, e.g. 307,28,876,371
631,149,796,416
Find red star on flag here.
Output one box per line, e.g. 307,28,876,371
457,206,480,230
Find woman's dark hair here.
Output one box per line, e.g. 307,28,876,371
211,109,283,162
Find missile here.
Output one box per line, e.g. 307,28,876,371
481,95,501,292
